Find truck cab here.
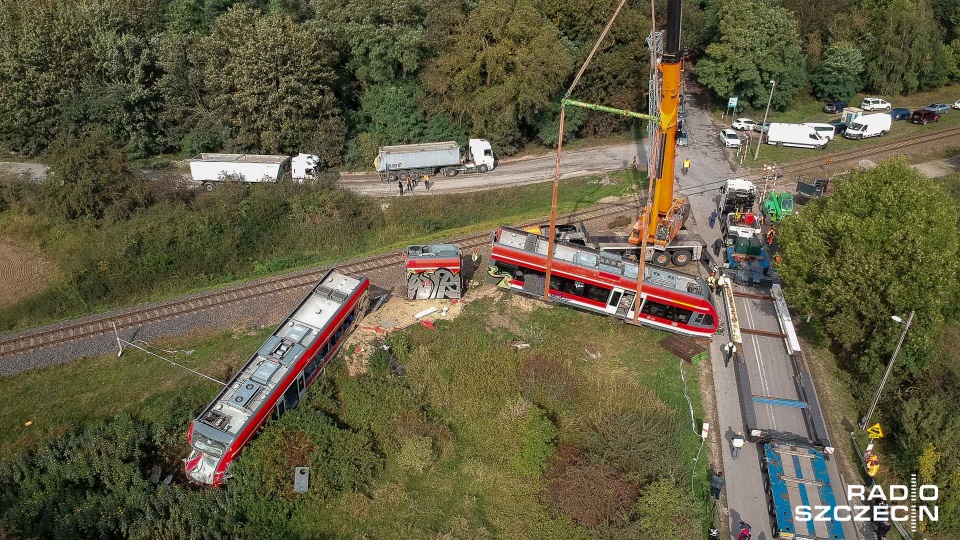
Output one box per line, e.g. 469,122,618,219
718,178,757,215
465,138,497,172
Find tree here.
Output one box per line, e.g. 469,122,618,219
420,0,573,153
776,160,959,385
696,0,806,111
811,43,865,101
860,0,946,94
197,6,346,165
40,131,147,221
310,0,438,86
357,80,427,146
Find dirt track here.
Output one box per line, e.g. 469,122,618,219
0,238,49,308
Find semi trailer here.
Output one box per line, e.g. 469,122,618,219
189,153,319,191
374,139,496,182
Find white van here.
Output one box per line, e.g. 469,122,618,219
765,123,828,149
842,113,892,140
803,123,838,141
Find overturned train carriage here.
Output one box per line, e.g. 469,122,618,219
487,227,718,337
185,269,370,486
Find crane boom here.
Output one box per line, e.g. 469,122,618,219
629,0,688,248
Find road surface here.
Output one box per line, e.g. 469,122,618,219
677,77,862,540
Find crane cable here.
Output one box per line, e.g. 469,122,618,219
544,0,655,302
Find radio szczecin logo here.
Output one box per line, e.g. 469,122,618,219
795,474,938,532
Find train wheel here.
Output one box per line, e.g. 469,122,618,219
671,250,692,267
653,252,670,266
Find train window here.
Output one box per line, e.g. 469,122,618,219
641,299,666,318
583,283,610,303
347,312,355,325
574,252,598,268
283,381,300,409
609,291,623,307
693,313,715,327
304,358,318,379
296,374,305,394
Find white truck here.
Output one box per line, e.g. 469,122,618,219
375,139,496,182
843,113,892,139
765,123,828,149
189,153,319,191
718,178,757,215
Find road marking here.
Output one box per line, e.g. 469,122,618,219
738,285,777,430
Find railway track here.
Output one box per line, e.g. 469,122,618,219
750,124,960,179
0,202,640,358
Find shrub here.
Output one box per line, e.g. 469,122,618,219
634,478,702,539
512,404,557,477
579,407,686,484
545,456,637,526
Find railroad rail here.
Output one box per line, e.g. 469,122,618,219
0,202,641,358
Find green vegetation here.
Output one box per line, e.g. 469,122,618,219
778,160,960,536
0,146,642,331
697,0,807,111
811,44,865,102
0,296,711,539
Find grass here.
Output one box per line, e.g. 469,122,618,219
0,169,644,333
0,293,711,537
719,84,960,167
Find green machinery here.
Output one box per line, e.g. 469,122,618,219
763,191,795,222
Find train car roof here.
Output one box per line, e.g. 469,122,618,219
406,244,461,259
495,226,705,296
192,270,362,443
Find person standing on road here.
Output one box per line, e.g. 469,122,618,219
723,341,737,367
682,157,691,176
707,273,717,293
713,238,723,257
709,209,717,229
398,180,404,195
732,431,745,459
710,471,725,500
424,174,431,191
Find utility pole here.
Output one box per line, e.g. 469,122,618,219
860,311,915,430
754,80,776,161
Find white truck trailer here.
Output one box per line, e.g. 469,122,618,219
189,153,319,191
765,123,828,149
375,138,496,182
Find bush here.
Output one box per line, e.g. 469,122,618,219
634,478,702,539
544,448,637,526
512,404,557,477
579,407,686,484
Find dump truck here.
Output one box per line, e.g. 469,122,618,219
189,153,319,191
375,139,497,182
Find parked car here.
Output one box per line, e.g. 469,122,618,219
823,100,847,114
888,107,911,121
676,128,688,147
731,118,758,131
828,121,847,135
860,98,892,112
720,128,742,148
953,99,960,110
911,109,940,124
753,121,771,133
926,103,950,114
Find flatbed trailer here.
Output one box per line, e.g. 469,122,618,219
762,440,844,540
537,224,705,268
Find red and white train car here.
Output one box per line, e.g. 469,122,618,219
404,244,462,299
487,227,718,337
184,269,370,486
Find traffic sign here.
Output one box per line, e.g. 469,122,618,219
728,97,738,108
867,423,884,439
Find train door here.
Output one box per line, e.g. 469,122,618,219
608,288,637,318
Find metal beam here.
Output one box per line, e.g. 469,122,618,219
561,99,658,121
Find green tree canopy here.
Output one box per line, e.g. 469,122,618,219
40,131,148,221
777,160,959,384
811,43,865,102
696,0,806,110
860,0,947,94
420,0,573,153
197,6,346,165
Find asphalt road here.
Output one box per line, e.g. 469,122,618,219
677,77,861,540
338,140,647,196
